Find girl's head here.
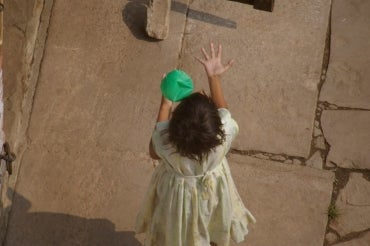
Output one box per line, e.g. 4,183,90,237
168,92,225,163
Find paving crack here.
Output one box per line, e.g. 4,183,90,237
230,148,305,165
318,101,370,111
323,168,370,246
176,0,191,69
12,23,26,36
329,228,370,245
310,5,331,172
317,5,331,97
24,0,55,145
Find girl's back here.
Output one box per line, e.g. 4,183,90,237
135,43,256,246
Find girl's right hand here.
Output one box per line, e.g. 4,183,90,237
195,43,234,77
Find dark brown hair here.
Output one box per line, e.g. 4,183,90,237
168,92,225,163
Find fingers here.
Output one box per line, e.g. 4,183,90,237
210,43,215,58
201,48,210,60
217,44,222,58
224,59,235,72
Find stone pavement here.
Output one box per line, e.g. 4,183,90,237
2,0,369,245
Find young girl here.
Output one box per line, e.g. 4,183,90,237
135,43,256,246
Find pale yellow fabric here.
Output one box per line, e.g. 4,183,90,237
135,108,256,246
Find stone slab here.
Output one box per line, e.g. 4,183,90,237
335,232,370,246
5,144,153,245
320,0,370,109
146,0,171,39
228,154,334,246
3,0,37,140
330,173,370,236
321,111,370,169
5,0,188,244
180,0,331,158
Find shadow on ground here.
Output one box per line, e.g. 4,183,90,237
4,190,142,246
122,0,159,42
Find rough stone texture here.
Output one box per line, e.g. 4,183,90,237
314,135,326,150
320,0,370,109
1,0,43,243
330,173,370,236
146,0,172,39
325,231,339,244
335,232,370,246
270,154,286,162
228,155,334,246
314,126,323,137
180,0,331,158
3,0,36,143
321,111,370,169
306,151,323,169
4,0,188,244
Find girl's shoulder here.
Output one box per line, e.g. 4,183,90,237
218,108,239,136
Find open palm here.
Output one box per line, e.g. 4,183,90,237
196,43,234,77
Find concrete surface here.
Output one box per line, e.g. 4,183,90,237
3,0,370,245
330,173,370,236
180,0,331,158
321,111,370,169
320,0,370,109
5,0,188,244
228,154,334,246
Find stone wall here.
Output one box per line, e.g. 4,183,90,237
0,0,49,243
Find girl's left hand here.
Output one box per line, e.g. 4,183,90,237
161,95,173,108
195,43,234,77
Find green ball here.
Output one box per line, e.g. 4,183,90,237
161,69,194,102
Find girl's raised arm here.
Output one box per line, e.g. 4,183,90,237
195,43,234,109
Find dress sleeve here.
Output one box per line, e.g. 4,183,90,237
218,108,239,152
151,121,170,158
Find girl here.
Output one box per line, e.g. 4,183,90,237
135,43,256,246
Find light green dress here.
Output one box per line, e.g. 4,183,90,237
135,108,256,246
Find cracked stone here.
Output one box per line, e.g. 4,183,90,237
270,155,286,162
181,0,331,158
321,111,370,169
228,154,334,246
330,173,370,236
314,126,323,137
253,153,270,160
305,151,323,169
325,232,339,244
325,161,337,169
335,231,370,246
320,0,370,109
314,120,320,127
328,104,338,110
314,136,326,150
